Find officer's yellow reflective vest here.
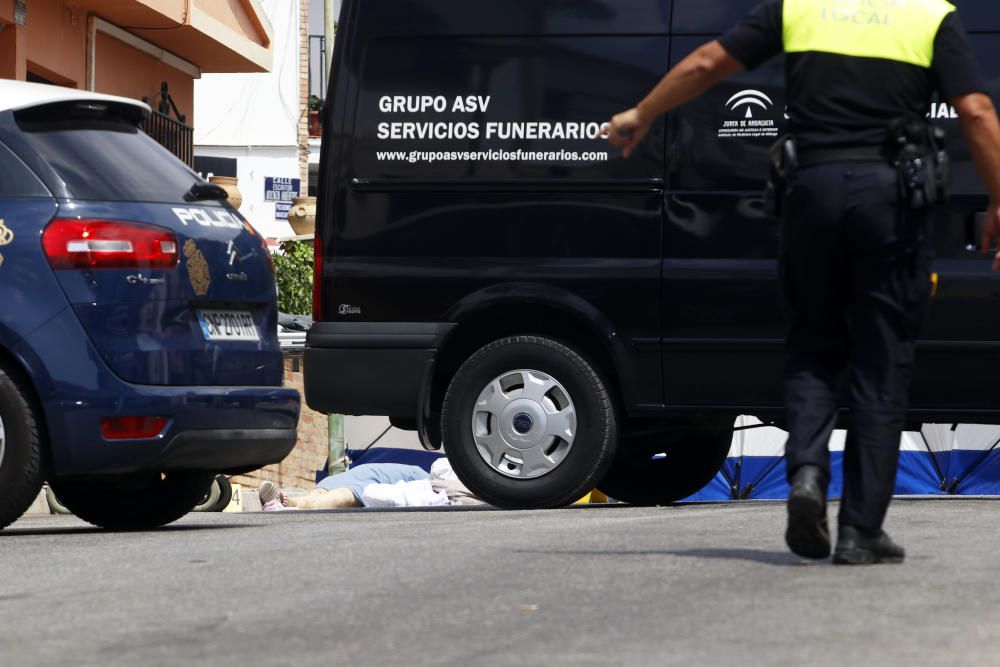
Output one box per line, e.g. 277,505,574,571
783,0,956,67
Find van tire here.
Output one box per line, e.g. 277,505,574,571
442,336,616,509
193,474,233,512
0,367,45,531
598,419,733,505
51,472,213,530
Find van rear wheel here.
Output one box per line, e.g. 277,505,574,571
51,471,213,530
598,419,733,505
442,336,616,509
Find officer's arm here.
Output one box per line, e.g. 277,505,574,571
607,41,744,158
954,92,1000,270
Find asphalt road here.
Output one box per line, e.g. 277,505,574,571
1,499,998,666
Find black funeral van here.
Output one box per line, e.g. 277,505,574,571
306,0,1000,508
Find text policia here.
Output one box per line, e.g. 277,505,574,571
376,95,611,142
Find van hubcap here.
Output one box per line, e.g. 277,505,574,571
471,369,576,479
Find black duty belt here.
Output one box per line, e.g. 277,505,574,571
798,146,887,168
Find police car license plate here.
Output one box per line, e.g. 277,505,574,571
197,309,260,342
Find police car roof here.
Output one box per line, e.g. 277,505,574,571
0,80,150,115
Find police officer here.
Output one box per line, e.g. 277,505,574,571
607,0,1000,564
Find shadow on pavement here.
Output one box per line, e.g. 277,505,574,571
515,547,816,567
665,548,819,567
2,523,259,537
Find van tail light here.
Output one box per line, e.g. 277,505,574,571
312,233,324,320
42,219,179,270
101,416,168,440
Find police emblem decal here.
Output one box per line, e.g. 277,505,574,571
183,240,212,296
0,219,14,246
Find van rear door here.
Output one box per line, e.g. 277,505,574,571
911,18,1000,419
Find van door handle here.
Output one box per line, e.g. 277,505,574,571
965,211,987,253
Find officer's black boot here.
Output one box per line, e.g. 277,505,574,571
833,526,905,565
785,464,831,559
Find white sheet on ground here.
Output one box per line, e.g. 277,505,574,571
429,458,483,505
363,479,449,508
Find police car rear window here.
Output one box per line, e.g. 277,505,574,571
14,102,197,203
0,141,48,198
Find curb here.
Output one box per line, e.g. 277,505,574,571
24,489,50,516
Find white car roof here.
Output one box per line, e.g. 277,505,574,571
0,80,150,114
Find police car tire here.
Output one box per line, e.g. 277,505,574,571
597,419,733,506
51,471,214,530
0,367,45,531
442,336,617,509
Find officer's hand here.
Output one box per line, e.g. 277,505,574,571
984,203,1000,271
606,107,652,159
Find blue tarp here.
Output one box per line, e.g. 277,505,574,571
316,447,445,485
686,421,1000,501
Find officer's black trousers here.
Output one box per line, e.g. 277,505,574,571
781,162,932,532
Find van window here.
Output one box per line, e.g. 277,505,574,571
357,0,672,38
352,37,668,183
0,141,48,198
14,102,198,203
673,1,996,35
671,0,761,34
946,35,1000,195
952,0,1000,32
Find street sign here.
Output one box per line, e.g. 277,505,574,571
264,177,301,220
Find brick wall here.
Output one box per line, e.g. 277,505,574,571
230,354,329,491
299,0,310,194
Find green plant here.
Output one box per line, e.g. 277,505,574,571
308,95,323,111
272,240,313,315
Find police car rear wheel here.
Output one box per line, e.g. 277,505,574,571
598,418,733,506
442,336,617,509
0,366,45,531
51,471,214,530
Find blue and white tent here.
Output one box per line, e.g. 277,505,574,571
686,417,1000,501
898,424,1000,495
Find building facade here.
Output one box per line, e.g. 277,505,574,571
0,0,272,124
194,0,309,240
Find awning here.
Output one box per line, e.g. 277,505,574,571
82,0,273,73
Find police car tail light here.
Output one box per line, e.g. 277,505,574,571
100,416,169,440
42,219,179,270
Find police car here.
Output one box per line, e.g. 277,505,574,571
0,81,300,531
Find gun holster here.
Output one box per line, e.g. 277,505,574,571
886,117,951,210
765,135,799,218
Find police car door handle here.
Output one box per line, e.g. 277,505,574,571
126,274,166,286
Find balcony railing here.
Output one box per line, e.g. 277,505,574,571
140,82,194,167
143,110,194,167
309,34,327,106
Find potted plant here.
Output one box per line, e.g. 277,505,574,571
308,95,323,137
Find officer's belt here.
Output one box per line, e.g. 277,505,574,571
798,146,886,168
